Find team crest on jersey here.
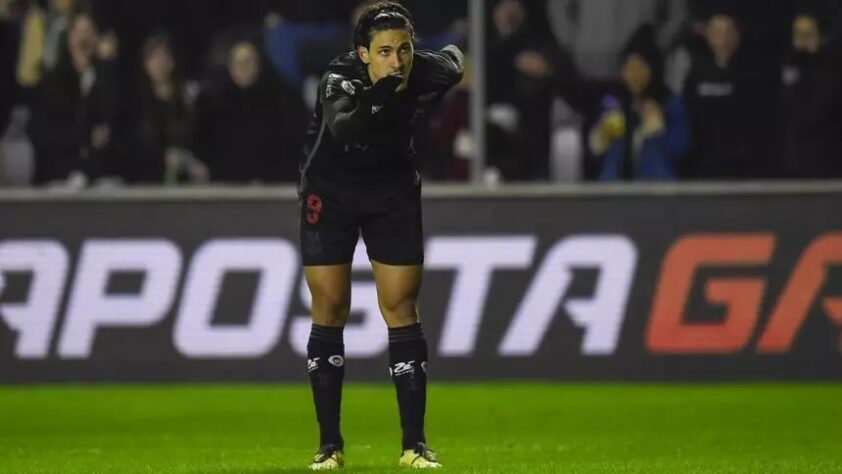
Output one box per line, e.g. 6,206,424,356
341,80,357,96
325,73,348,99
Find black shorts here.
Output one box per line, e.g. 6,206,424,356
299,178,424,266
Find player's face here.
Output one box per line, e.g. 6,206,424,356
359,29,414,91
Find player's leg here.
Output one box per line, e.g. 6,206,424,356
370,262,439,468
370,261,421,328
362,185,440,468
300,186,359,470
304,265,350,470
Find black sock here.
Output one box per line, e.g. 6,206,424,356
388,323,429,450
307,324,345,449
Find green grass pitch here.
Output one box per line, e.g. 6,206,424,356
1,383,840,473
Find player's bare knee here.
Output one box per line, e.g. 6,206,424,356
311,296,351,327
380,298,418,326
312,311,349,327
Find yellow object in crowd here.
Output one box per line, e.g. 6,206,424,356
16,7,46,87
603,110,626,138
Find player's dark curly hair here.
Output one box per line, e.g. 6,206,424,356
353,1,416,49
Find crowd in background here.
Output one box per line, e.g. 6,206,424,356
0,0,840,187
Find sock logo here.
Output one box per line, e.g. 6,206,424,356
391,360,415,376
307,357,320,372
421,361,427,373
328,355,345,367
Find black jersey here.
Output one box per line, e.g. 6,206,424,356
301,47,463,189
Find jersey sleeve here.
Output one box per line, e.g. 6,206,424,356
320,72,373,144
441,45,465,77
415,46,464,94
322,72,359,104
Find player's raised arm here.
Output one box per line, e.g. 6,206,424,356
322,74,402,144
413,45,464,95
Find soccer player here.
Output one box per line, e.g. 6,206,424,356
298,1,463,470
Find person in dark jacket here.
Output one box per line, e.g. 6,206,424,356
780,12,842,178
682,12,777,179
590,25,689,180
486,0,564,181
120,33,207,184
26,11,119,185
195,40,306,183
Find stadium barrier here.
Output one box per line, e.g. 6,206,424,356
1,182,841,382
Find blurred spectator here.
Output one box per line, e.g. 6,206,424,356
119,33,207,185
547,0,687,80
780,12,842,178
195,40,306,183
682,12,766,179
589,26,688,180
487,0,565,181
26,11,119,185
